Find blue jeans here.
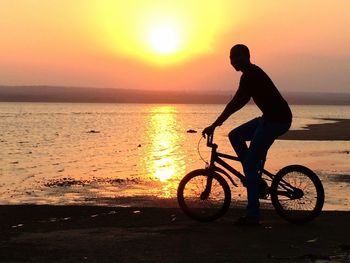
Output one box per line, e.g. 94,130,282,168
228,117,291,218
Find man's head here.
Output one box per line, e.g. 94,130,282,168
230,44,251,71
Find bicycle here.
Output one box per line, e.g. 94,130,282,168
177,131,325,223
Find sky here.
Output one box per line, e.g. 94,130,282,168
0,1,349,93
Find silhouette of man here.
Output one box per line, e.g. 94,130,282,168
202,44,292,225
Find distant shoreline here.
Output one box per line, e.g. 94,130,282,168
0,85,349,105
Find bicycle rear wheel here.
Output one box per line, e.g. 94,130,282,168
271,165,324,223
177,169,231,222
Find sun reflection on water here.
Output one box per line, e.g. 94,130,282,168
145,105,185,196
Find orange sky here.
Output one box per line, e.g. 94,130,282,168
0,1,349,93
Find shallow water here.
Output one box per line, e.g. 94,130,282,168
0,103,349,210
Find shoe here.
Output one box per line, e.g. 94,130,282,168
234,216,260,226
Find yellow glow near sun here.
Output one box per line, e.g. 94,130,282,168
148,24,181,55
93,1,235,66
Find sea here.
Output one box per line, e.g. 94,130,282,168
0,102,349,210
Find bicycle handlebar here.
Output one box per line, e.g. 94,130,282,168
206,132,216,148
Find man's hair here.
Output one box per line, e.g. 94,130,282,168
231,44,250,59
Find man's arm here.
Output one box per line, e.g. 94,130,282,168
202,82,251,138
212,86,250,127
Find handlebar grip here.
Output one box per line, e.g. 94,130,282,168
207,133,213,147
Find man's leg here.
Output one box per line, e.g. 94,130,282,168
228,118,260,162
243,119,291,218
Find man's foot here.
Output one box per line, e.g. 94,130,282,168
234,216,260,226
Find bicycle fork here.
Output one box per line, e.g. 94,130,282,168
200,176,213,200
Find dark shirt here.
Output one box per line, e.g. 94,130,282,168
214,64,292,125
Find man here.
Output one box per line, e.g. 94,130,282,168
202,44,292,225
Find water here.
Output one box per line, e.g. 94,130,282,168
0,102,349,210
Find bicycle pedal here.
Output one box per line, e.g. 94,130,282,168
259,193,270,199
259,187,270,199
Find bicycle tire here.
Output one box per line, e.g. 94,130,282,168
177,169,231,222
270,165,324,223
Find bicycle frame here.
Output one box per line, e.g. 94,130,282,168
205,133,276,189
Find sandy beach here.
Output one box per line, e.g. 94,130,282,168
1,205,350,263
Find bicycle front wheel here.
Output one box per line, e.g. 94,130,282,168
271,165,324,223
177,169,231,222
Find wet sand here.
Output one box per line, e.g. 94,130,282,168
1,205,350,263
280,118,350,141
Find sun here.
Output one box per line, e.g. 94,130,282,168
94,2,236,66
147,24,181,55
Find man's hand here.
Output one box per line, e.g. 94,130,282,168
202,124,216,138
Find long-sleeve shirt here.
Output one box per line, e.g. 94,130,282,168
214,64,292,126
